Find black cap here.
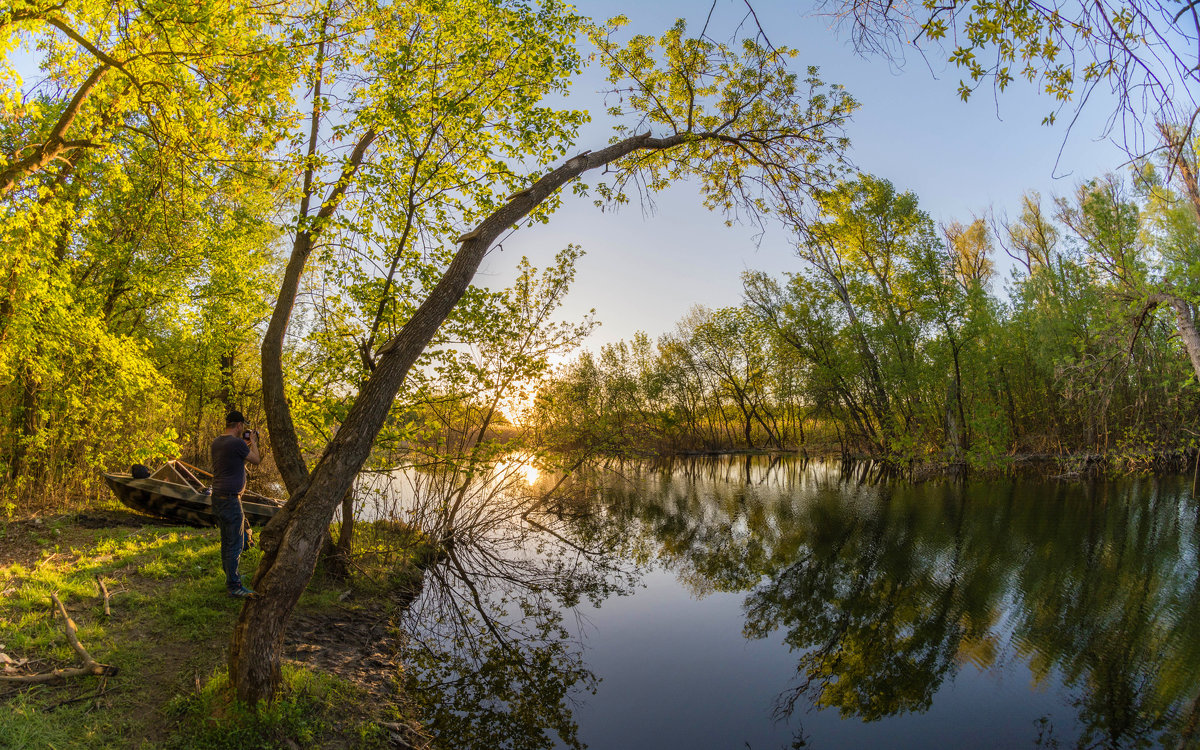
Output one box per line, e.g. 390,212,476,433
225,410,246,425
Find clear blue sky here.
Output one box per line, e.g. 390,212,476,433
475,0,1129,352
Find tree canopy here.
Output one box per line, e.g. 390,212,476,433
824,0,1200,149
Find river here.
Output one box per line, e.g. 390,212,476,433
383,455,1200,749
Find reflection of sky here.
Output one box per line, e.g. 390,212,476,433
568,569,1073,750
539,462,1071,749
397,456,1199,749
541,462,1194,750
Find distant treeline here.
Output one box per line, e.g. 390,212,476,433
532,172,1200,468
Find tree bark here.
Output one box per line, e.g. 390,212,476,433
234,130,703,703
1145,293,1200,382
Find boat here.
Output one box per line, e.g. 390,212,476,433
102,459,284,526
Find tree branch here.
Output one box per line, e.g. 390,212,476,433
0,594,117,684
0,63,109,196
262,126,379,497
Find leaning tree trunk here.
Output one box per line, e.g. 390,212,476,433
1159,294,1200,381
231,132,699,703
1153,124,1200,383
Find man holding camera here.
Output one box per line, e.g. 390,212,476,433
211,410,261,598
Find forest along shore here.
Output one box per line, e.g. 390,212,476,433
0,508,432,750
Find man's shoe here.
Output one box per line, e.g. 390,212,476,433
228,585,258,598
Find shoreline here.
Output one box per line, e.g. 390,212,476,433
555,446,1200,481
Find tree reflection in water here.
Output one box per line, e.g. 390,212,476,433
389,456,641,750
389,456,1200,749
571,458,1200,749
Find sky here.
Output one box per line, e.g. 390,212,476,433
472,0,1133,353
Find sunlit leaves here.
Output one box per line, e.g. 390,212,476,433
0,0,294,498
832,0,1198,142
589,19,856,224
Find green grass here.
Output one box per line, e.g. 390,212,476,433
0,520,407,749
164,665,388,750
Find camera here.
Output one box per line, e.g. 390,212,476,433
242,429,257,442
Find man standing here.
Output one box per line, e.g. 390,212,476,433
211,410,261,598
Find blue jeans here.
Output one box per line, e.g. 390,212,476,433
212,493,249,591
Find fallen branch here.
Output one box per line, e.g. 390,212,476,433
95,576,110,616
379,721,417,749
46,679,112,711
0,594,118,684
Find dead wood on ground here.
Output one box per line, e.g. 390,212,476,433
0,594,118,684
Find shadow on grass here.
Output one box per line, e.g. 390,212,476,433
0,522,408,749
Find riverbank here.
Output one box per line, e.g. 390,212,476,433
0,510,429,749
581,445,1200,481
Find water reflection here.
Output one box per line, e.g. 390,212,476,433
388,457,639,750
396,457,1200,749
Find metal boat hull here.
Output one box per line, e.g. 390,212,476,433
102,473,282,526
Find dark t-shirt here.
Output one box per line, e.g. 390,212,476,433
210,434,250,495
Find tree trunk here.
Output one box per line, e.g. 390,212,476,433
261,128,377,497
336,487,355,558
1166,296,1200,381
318,530,346,580
217,353,235,412
1145,293,1200,383
319,488,354,580
944,375,963,463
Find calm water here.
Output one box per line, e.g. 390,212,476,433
395,456,1200,750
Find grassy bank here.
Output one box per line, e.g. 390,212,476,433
0,511,427,750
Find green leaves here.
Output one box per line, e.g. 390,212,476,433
0,0,292,499
830,0,1198,139
589,18,856,225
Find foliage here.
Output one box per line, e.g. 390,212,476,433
0,0,293,506
533,160,1200,467
825,0,1200,144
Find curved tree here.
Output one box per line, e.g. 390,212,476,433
233,10,859,702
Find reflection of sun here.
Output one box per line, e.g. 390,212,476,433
497,454,541,485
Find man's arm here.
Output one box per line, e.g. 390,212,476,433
247,433,262,466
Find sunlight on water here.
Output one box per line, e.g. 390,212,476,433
518,460,540,486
